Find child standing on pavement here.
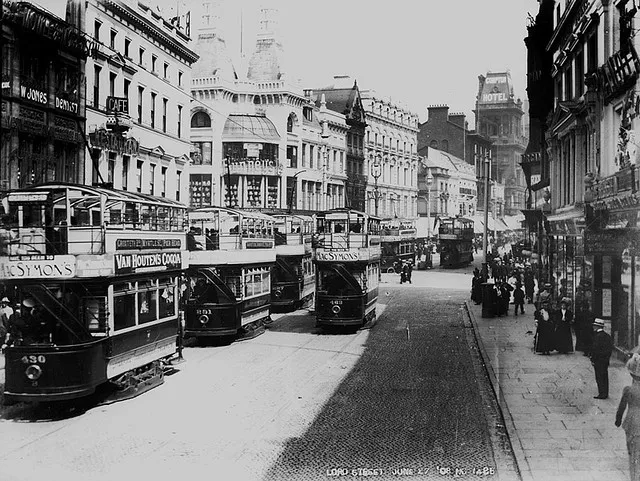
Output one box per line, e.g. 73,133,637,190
513,281,525,316
616,353,640,481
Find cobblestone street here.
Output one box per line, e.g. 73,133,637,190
264,280,519,480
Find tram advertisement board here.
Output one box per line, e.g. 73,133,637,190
315,248,380,262
0,255,76,278
114,252,182,274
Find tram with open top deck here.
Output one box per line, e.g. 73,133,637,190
438,216,474,268
271,214,315,312
313,209,380,328
183,207,276,340
0,183,187,403
380,218,417,273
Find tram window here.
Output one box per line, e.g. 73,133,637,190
114,282,136,331
83,297,106,332
225,276,242,298
138,281,158,324
23,204,44,227
158,277,176,318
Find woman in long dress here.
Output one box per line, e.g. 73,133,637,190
553,297,574,354
534,301,555,355
616,354,640,481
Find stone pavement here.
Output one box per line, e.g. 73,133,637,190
466,299,631,481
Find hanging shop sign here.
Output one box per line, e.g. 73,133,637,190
106,96,129,114
89,128,139,155
115,238,182,250
0,255,76,279
224,158,280,175
584,229,639,255
114,252,182,275
600,45,640,103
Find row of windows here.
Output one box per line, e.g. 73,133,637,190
113,278,177,331
95,152,182,201
367,131,415,153
367,102,419,127
91,66,184,137
94,19,184,87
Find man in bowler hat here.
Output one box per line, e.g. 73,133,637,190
590,318,614,399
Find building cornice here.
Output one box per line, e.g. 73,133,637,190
98,0,199,64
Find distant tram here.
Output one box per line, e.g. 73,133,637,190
0,183,187,403
438,216,474,268
380,218,417,273
313,209,381,329
183,208,276,340
271,214,315,312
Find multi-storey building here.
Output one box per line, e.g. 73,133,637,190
189,5,346,212
474,71,528,216
361,91,420,220
529,0,640,352
418,147,478,238
312,76,367,212
81,0,198,202
1,0,89,192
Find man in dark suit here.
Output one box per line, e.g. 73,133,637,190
590,318,614,399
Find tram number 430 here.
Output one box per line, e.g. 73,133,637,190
330,300,343,305
21,355,46,364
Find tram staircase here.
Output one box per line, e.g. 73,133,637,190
29,285,95,344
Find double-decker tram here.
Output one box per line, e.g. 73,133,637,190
380,218,417,273
313,209,381,329
0,183,187,403
271,214,315,312
438,216,474,268
183,208,276,341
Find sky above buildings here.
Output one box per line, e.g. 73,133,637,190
39,0,540,124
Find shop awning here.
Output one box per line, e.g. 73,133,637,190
546,206,586,236
222,114,281,142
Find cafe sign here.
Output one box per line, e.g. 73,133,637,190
0,255,76,279
114,252,182,274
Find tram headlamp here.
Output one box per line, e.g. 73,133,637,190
25,364,42,381
198,314,210,325
331,305,341,314
274,289,282,298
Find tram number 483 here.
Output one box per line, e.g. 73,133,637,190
21,355,46,364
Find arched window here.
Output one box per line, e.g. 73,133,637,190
191,111,211,128
430,140,438,148
287,113,295,133
442,140,449,152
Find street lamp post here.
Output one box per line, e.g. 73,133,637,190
426,169,433,239
482,151,491,263
370,156,381,216
287,170,307,214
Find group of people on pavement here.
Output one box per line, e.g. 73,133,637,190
0,296,57,352
398,261,413,284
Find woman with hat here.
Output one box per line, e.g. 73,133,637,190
534,300,555,355
553,297,574,354
616,353,640,480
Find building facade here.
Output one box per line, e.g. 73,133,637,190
529,0,640,351
475,71,528,216
82,0,197,203
361,92,420,220
189,5,347,212
1,0,89,192
312,77,367,212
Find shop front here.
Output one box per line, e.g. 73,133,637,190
586,167,640,350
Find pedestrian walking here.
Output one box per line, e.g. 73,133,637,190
590,318,614,399
406,262,413,284
524,268,535,304
534,301,555,355
616,353,640,481
513,281,525,316
400,263,407,284
553,297,574,354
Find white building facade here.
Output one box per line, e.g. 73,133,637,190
361,92,420,220
83,0,198,202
